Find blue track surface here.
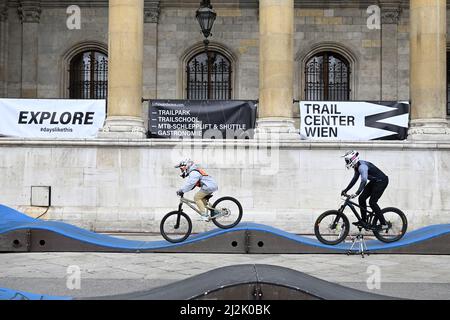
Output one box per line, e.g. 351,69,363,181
1,204,450,252
0,287,71,300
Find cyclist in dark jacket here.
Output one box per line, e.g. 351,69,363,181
341,151,388,229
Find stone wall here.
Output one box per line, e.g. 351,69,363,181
0,2,7,96
39,7,108,98
0,139,449,234
156,6,259,100
0,4,426,110
5,5,108,98
295,8,380,101
6,6,21,98
397,8,409,102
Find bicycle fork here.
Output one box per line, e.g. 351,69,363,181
331,207,347,238
175,203,183,229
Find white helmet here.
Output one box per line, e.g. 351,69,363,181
342,150,359,169
175,158,194,178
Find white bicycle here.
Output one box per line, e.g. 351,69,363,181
160,194,243,243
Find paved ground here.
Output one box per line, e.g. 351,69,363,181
1,232,449,300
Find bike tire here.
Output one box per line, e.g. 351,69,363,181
160,211,192,243
373,207,408,243
211,196,243,229
314,210,350,245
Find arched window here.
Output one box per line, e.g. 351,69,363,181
305,52,350,101
69,51,108,99
186,51,232,100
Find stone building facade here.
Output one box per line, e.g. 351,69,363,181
0,1,429,120
0,0,449,233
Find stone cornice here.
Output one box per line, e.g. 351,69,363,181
0,5,7,22
0,0,443,12
380,0,402,24
1,138,450,150
18,0,41,23
144,1,160,24
381,7,402,24
5,1,409,9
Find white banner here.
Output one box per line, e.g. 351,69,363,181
299,101,409,141
0,99,106,138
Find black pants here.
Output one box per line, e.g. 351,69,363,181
358,179,389,225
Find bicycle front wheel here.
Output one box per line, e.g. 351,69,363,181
314,210,350,245
160,211,192,243
373,207,408,243
211,197,243,229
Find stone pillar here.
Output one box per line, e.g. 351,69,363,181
18,0,40,98
142,2,160,134
256,0,298,140
408,0,450,140
143,2,159,100
381,2,401,100
0,4,8,96
100,0,146,138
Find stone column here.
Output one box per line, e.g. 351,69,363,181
100,0,146,138
381,2,401,100
256,0,298,140
142,2,160,134
0,4,8,96
143,1,159,100
18,0,40,98
408,0,450,140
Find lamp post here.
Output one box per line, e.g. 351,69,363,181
196,0,216,99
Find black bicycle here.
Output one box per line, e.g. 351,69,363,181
160,194,243,243
314,194,408,245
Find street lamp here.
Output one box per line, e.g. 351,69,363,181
196,0,217,99
196,0,217,48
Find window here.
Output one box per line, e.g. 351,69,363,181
305,52,350,101
186,51,232,100
69,51,108,99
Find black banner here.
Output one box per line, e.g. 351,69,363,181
148,100,257,139
364,101,409,140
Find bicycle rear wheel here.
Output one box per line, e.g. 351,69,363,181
373,207,407,243
160,211,192,243
314,210,350,245
211,197,243,229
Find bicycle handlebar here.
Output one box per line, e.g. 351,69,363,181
342,194,356,200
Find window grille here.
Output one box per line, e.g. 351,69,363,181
186,51,232,100
305,52,350,101
69,51,108,99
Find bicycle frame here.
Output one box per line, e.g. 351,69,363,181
173,196,217,229
178,197,213,216
338,197,378,225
